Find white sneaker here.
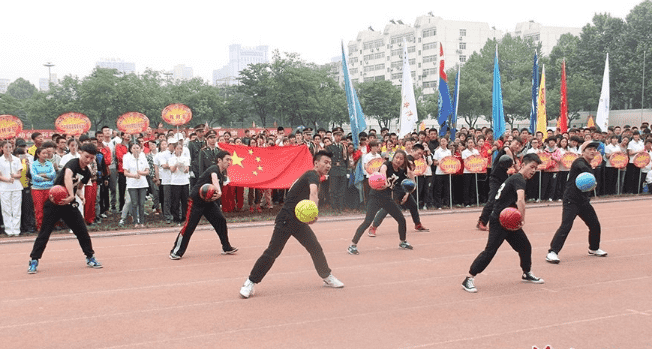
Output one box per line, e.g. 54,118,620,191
239,279,255,298
588,249,608,257
546,251,560,264
323,274,344,288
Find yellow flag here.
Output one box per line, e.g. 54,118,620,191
536,65,547,134
587,116,595,128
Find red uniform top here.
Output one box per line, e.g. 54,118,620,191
115,143,128,173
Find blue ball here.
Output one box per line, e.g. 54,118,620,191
401,179,416,192
575,172,597,192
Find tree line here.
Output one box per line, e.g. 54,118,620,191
1,1,651,132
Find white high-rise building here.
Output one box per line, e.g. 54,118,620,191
173,64,193,80
0,79,10,94
39,74,58,91
213,44,269,86
96,58,136,74
512,21,582,55
345,15,503,95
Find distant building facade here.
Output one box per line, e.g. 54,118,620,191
0,78,9,94
173,64,193,80
213,44,269,86
39,74,58,91
96,58,136,74
512,21,582,55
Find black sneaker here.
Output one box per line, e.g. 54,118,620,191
522,272,544,284
462,276,477,293
347,245,359,255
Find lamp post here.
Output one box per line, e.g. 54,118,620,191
43,62,55,86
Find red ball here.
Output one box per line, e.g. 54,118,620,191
499,207,522,231
199,183,218,201
369,173,387,190
49,185,68,205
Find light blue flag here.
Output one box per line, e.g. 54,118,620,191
437,43,453,137
342,42,366,149
492,46,505,160
529,52,539,134
449,67,460,141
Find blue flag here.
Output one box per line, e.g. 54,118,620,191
529,52,539,134
492,47,506,150
450,67,460,141
342,42,366,149
437,43,453,138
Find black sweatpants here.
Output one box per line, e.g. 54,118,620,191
540,172,557,201
352,191,406,244
170,184,189,223
372,193,420,227
248,210,331,283
170,199,233,257
479,178,501,225
433,174,450,208
30,201,94,260
549,201,601,254
469,215,532,276
463,173,477,206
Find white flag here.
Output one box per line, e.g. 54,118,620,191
595,54,610,131
399,39,418,138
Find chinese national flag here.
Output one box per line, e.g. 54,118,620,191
218,144,313,189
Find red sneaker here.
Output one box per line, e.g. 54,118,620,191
476,220,488,231
415,223,429,231
368,226,377,237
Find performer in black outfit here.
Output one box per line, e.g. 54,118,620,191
463,153,544,293
477,137,524,231
239,150,344,299
28,143,102,274
169,150,237,259
348,150,415,255
546,141,607,264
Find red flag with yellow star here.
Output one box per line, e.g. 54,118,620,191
218,144,314,189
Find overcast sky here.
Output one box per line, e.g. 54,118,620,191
1,0,645,88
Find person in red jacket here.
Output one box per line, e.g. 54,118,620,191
115,132,130,212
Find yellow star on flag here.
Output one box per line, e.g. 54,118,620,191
252,171,258,176
248,149,254,155
232,151,245,168
257,166,263,171
255,157,261,162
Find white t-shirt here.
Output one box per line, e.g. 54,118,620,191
60,152,80,169
434,147,452,175
604,143,622,168
627,139,645,163
155,151,172,185
361,152,381,178
0,155,23,192
124,153,149,189
461,148,480,174
168,155,190,186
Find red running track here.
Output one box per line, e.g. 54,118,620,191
1,198,651,348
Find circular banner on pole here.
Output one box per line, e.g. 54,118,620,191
633,152,651,168
560,152,578,168
413,158,428,176
117,112,149,134
55,112,91,136
537,152,552,170
590,153,603,169
609,152,629,169
0,115,23,139
439,156,461,175
162,104,192,126
365,157,384,175
464,155,487,173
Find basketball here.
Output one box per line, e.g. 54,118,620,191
295,199,318,223
575,172,597,192
369,172,387,190
49,185,68,205
499,207,522,231
401,179,416,192
199,183,218,201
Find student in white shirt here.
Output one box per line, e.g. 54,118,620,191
625,131,645,194
433,137,452,209
0,141,23,236
123,142,149,228
361,140,382,205
604,135,622,195
168,142,191,225
462,138,480,207
155,140,174,224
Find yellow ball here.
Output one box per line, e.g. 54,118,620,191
295,199,318,223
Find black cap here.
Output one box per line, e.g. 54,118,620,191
584,141,601,150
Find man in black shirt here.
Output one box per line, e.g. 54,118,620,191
188,124,206,188
477,137,524,230
546,141,607,264
28,144,102,274
463,153,544,293
239,150,344,298
169,150,237,260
